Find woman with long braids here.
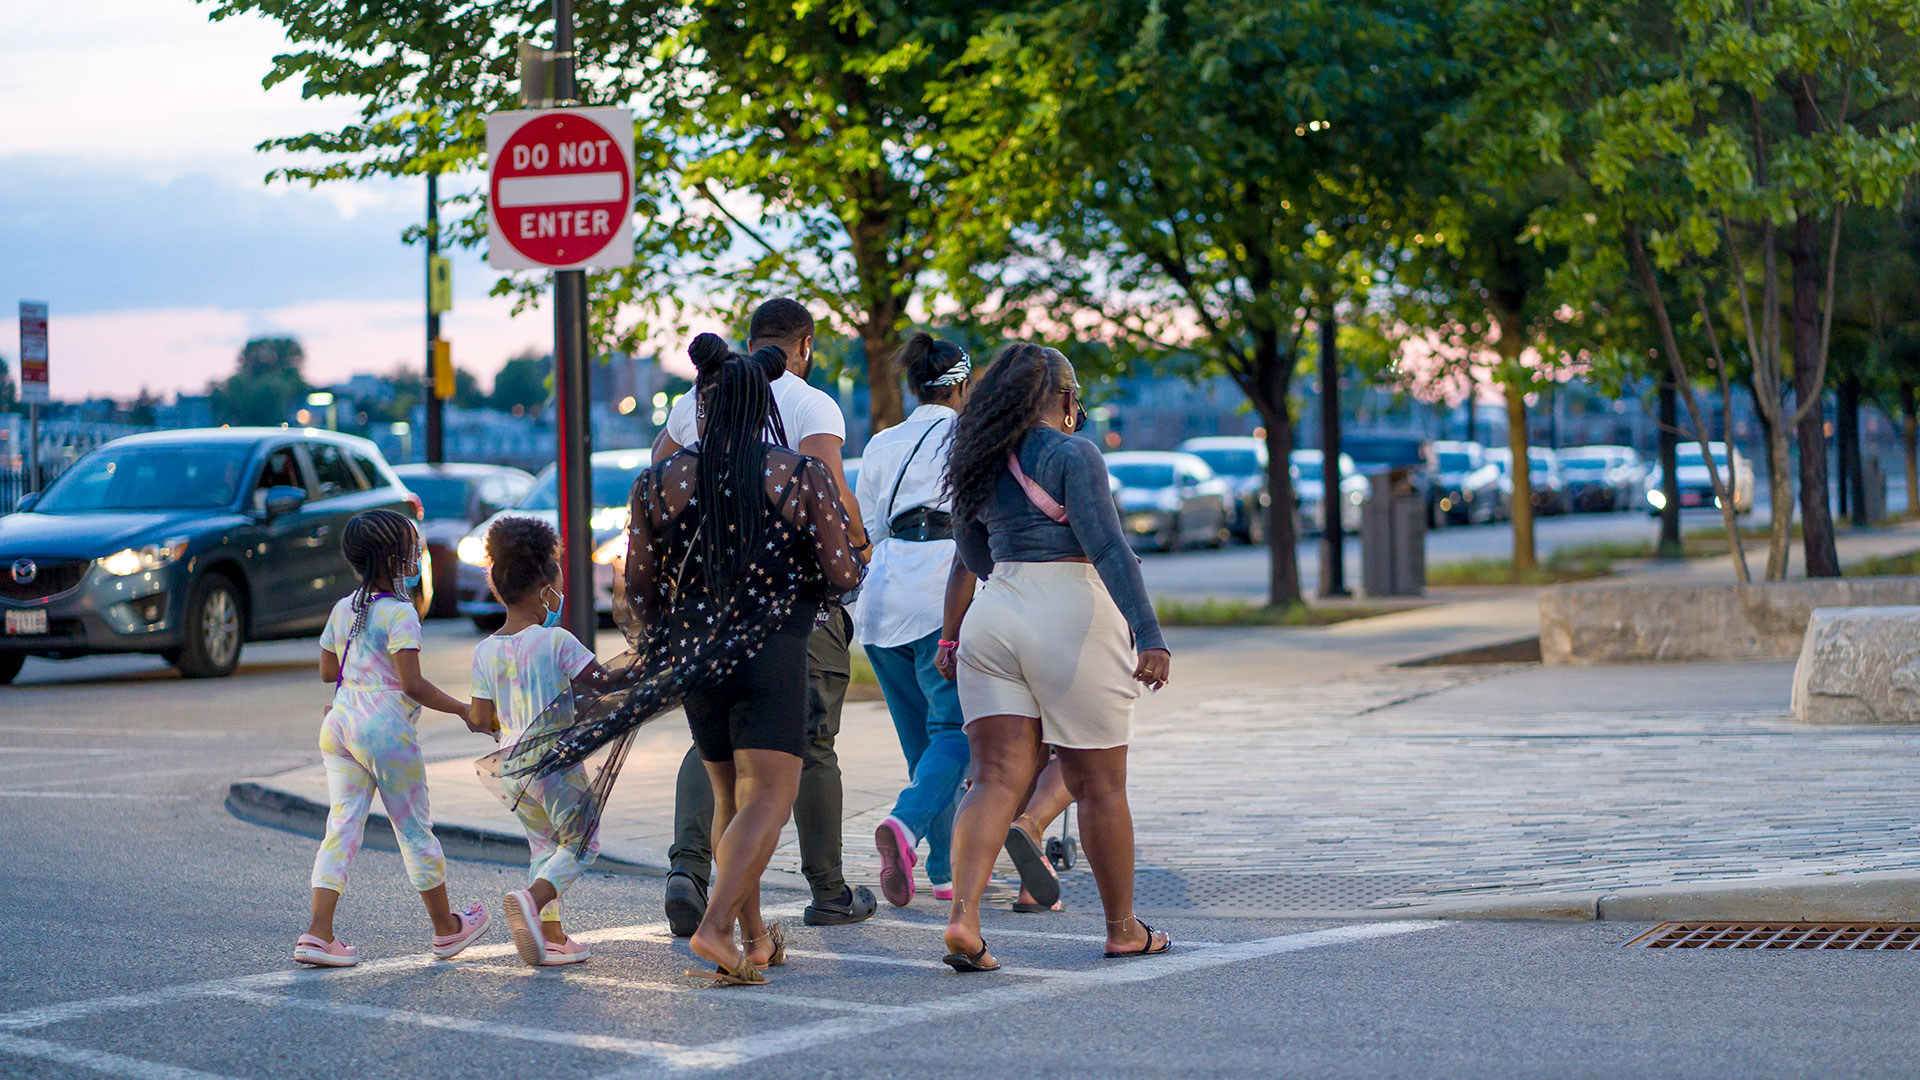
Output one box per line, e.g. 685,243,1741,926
939,342,1172,971
485,333,863,987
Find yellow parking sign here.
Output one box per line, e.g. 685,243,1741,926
428,256,452,313
432,339,454,397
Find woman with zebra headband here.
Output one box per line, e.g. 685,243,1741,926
484,333,864,987
856,332,976,908
937,342,1172,972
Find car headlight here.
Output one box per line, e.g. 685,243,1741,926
592,535,627,566
1647,489,1667,510
457,534,490,567
590,506,630,532
98,538,188,577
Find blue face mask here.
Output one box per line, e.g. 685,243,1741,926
541,586,563,629
403,571,422,590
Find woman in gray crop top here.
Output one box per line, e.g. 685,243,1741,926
932,342,1172,972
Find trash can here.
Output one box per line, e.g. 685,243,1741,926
1362,467,1426,596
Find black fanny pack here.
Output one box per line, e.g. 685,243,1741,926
888,506,953,542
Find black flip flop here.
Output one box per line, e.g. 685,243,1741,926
942,939,1001,972
1011,900,1063,914
1103,920,1172,959
1002,826,1061,908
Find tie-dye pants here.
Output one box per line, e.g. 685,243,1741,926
311,702,447,894
509,766,602,922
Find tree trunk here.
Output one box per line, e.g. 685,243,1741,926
1903,384,1918,519
1318,307,1346,597
1249,329,1303,608
1503,379,1535,574
863,329,905,435
1836,377,1856,521
1790,211,1840,576
1658,379,1682,558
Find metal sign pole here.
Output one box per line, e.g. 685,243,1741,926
425,169,445,464
550,0,595,647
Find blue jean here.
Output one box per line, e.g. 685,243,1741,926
865,630,968,885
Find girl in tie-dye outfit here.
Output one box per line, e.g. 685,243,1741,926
468,516,609,967
294,509,491,969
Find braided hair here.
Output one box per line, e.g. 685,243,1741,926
341,507,420,638
485,516,560,605
687,332,787,591
900,331,969,405
944,342,1075,527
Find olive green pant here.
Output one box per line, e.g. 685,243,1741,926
669,606,851,902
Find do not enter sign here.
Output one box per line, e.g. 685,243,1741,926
486,107,635,270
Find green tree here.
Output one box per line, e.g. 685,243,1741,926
0,356,15,412
946,0,1457,606
209,336,309,427
452,367,486,410
489,352,551,414
128,386,160,427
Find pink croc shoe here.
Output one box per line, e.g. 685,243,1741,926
431,903,492,959
540,937,591,966
503,890,547,967
875,816,917,908
293,934,358,968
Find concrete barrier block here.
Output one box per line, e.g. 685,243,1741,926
1790,606,1920,724
1540,576,1920,665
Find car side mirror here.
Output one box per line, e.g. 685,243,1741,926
14,492,38,513
262,485,308,519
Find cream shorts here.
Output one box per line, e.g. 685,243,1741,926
956,561,1142,749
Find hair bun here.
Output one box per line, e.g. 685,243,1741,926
689,332,731,372
747,343,787,384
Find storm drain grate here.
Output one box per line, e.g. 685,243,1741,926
1626,922,1920,950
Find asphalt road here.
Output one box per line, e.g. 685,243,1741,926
4,625,1920,1077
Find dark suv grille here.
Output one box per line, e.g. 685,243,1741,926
0,558,90,603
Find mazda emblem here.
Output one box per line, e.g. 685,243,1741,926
9,559,35,585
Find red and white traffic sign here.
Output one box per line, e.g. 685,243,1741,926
486,108,635,270
17,301,48,405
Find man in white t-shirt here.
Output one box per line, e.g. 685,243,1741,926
650,298,878,932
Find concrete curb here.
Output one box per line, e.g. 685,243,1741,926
226,779,666,878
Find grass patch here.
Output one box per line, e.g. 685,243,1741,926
1844,550,1920,577
1424,555,1614,587
1152,596,1405,626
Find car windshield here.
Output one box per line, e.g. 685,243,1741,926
1343,438,1424,467
520,463,648,510
1562,458,1608,472
33,444,253,513
404,476,472,519
1294,460,1323,481
1437,452,1474,473
1528,453,1555,471
1678,446,1729,467
1189,448,1261,476
1108,462,1175,489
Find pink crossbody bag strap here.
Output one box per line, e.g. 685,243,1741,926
1007,453,1068,524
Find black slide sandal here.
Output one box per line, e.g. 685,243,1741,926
1104,920,1172,959
1003,826,1061,908
942,939,1002,972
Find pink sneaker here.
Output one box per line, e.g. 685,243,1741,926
293,933,358,968
875,816,917,908
932,884,954,901
540,937,591,966
504,890,547,966
431,903,492,959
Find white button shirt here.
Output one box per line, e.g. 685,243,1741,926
851,403,958,648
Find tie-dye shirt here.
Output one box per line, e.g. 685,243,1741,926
471,625,597,742
319,593,423,709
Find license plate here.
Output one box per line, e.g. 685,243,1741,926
1681,492,1702,506
5,609,48,635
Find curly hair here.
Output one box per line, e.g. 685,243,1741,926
485,516,560,606
944,342,1075,527
341,508,419,637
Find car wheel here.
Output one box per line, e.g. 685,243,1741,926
471,613,506,633
176,572,244,679
0,652,22,685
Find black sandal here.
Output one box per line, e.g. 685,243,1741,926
942,939,1002,972
1103,920,1172,959
1003,825,1061,908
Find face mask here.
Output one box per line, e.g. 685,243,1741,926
403,569,422,590
541,585,563,629
1073,405,1089,434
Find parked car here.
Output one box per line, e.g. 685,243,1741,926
1178,436,1270,543
454,449,652,630
1487,447,1571,516
0,428,421,684
1558,445,1646,513
1342,434,1442,527
1430,441,1506,525
1106,451,1232,552
392,463,535,617
1289,449,1369,535
1645,441,1756,516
